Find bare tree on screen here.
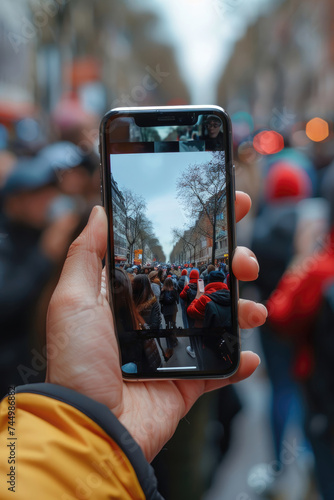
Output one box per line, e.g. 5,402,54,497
122,189,146,264
176,151,226,264
138,217,155,265
171,226,201,264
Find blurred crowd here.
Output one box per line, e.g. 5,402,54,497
0,103,101,396
235,123,334,499
1,101,334,500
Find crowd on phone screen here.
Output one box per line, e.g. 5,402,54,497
113,259,231,371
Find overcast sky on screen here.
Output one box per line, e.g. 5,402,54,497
129,0,274,103
110,150,213,260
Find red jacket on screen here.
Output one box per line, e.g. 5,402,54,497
187,282,228,327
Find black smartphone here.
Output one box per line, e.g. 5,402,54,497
99,105,239,380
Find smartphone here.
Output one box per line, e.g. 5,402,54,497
99,105,239,380
197,279,205,294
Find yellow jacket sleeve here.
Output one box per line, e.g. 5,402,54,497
0,383,163,499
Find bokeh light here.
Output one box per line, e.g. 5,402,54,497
253,130,284,155
305,117,329,142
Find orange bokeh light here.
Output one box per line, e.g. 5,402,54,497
305,117,329,142
253,130,284,155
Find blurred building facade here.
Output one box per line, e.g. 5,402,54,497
0,0,190,132
217,0,334,123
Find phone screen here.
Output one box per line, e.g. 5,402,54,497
101,107,239,379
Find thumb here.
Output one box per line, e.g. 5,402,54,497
53,206,108,302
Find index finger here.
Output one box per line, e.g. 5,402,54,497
235,191,251,223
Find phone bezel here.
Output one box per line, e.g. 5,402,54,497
99,105,239,380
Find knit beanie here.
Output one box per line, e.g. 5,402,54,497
189,269,199,283
265,162,312,202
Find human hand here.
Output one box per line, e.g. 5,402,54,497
195,280,204,300
46,191,267,462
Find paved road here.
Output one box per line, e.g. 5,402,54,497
203,329,317,500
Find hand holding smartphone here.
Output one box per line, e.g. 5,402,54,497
196,279,205,300
99,105,238,380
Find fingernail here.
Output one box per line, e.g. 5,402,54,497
88,205,99,225
250,256,259,274
243,350,261,365
257,303,268,317
252,352,261,365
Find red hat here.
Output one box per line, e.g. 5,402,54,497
181,269,188,276
265,163,312,202
189,269,199,283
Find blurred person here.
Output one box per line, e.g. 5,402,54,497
180,268,200,358
170,273,179,307
267,162,334,500
199,264,207,278
132,265,139,275
185,272,230,371
38,142,101,209
113,268,157,374
218,260,229,285
232,138,263,250
187,272,230,329
159,277,179,360
59,152,100,205
132,274,164,370
177,268,188,294
149,270,161,303
203,263,216,286
30,143,101,360
0,157,78,397
160,277,179,329
51,96,99,151
132,274,161,331
249,161,314,494
126,266,135,281
0,202,266,500
180,269,200,327
177,269,189,328
46,103,101,228
0,150,16,188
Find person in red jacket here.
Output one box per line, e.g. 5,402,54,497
179,268,200,323
267,227,334,378
0,193,267,499
267,170,334,381
187,271,229,328
180,269,199,357
266,163,334,500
